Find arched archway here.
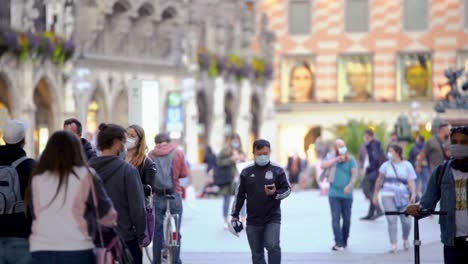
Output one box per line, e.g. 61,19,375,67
196,90,208,162
0,74,12,144
34,78,54,155
87,87,108,134
224,92,235,138
248,94,260,157
113,88,128,127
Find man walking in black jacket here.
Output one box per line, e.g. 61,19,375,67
64,118,97,161
360,129,384,220
0,120,35,264
231,139,291,264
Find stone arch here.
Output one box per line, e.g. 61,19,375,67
0,72,13,116
224,91,235,135
112,87,128,127
86,83,108,134
0,72,12,144
33,78,56,156
138,2,155,17
196,90,209,162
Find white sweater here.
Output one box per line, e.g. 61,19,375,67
29,166,116,252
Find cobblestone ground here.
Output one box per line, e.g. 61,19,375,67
143,190,443,264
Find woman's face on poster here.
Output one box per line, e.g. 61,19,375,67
289,65,313,102
405,65,429,97
347,66,369,95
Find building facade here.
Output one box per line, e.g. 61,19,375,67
0,0,274,162
255,0,468,164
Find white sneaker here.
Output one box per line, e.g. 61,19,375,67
389,244,397,254
403,240,410,250
332,245,344,251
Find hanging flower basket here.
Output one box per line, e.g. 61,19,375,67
0,29,74,65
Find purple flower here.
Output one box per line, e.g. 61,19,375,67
216,56,226,74
241,63,252,78
264,63,273,80
63,40,75,55
26,31,39,50
199,52,210,69
3,30,19,51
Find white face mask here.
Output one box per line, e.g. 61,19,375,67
449,144,468,160
387,152,393,161
125,137,137,150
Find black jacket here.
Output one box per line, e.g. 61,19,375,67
137,156,157,191
365,139,383,179
0,145,36,238
232,162,291,226
81,138,97,161
89,156,146,244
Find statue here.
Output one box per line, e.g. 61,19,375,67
259,14,276,64
434,67,468,113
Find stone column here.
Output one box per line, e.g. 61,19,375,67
235,79,252,152
22,105,36,158
209,77,226,154
259,82,278,162
181,78,198,164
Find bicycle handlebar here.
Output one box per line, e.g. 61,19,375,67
385,209,447,216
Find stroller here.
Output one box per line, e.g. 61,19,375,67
385,209,446,264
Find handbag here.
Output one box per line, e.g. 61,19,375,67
142,195,155,247
90,174,134,264
389,163,413,207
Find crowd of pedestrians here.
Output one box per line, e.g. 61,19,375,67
0,116,467,264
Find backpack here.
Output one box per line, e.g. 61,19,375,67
214,166,233,187
150,149,177,194
0,156,28,215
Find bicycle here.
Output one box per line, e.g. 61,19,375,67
385,209,447,264
161,194,180,264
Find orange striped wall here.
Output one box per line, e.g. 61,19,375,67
254,0,468,103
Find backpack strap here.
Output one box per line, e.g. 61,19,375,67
11,156,29,168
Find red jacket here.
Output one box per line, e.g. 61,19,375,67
148,143,188,195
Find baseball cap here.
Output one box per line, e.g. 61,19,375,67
3,120,27,144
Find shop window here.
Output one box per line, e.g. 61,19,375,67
338,54,373,102
397,53,432,101
281,55,316,103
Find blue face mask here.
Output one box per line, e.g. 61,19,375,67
232,142,240,149
255,155,270,166
338,147,347,155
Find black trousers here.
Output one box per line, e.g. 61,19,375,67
361,174,382,217
126,238,142,264
444,238,468,264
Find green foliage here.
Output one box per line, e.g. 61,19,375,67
330,119,388,159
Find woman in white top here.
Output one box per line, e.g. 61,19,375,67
28,130,117,264
373,144,417,254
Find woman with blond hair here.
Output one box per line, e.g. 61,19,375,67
125,124,156,192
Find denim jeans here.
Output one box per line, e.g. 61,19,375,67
416,166,429,195
246,223,281,264
153,193,183,264
31,250,94,264
328,197,353,247
381,195,412,244
0,237,31,264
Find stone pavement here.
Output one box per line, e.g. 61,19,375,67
143,190,444,263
